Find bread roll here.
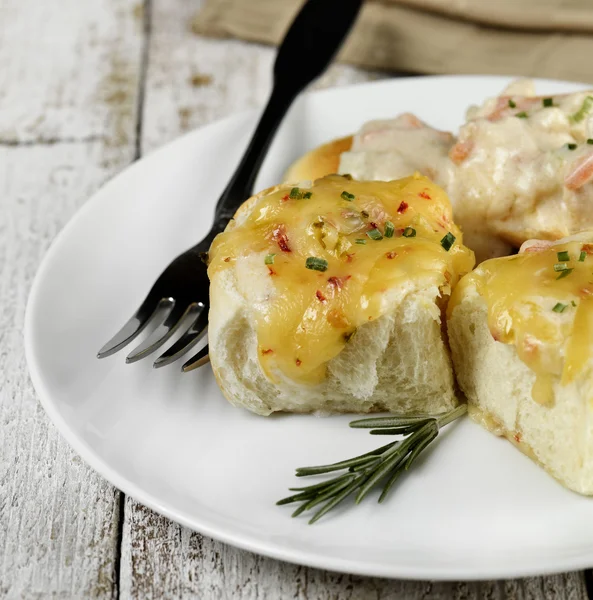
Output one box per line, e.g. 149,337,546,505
448,231,593,494
283,136,352,183
208,174,475,416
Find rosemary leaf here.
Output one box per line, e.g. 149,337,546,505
308,476,368,524
295,441,398,476
288,471,355,493
293,475,358,515
350,415,439,429
296,453,384,476
278,404,468,523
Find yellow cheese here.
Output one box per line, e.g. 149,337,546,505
449,238,593,404
209,174,474,385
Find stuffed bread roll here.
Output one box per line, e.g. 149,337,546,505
207,174,474,416
448,232,593,494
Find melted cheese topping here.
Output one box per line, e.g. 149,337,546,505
209,174,474,385
449,236,593,404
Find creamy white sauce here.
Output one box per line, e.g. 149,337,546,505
338,81,593,263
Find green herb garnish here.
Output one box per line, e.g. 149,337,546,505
355,238,367,245
305,257,328,272
557,250,570,262
402,227,416,238
384,221,395,238
508,99,516,108
543,98,554,108
579,250,587,262
570,96,593,123
302,191,313,199
588,139,593,145
440,232,456,251
265,254,276,265
341,191,355,201
572,300,577,307
557,268,574,280
367,228,383,241
516,111,528,119
553,302,567,313
554,263,569,272
567,143,578,151
277,405,467,523
290,187,302,199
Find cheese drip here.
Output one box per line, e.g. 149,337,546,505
449,237,593,404
209,174,474,385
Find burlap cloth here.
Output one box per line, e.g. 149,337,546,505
192,0,593,84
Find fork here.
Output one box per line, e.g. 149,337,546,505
97,0,364,372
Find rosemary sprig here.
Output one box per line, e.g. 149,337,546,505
277,404,467,524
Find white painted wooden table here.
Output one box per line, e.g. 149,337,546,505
1,1,592,597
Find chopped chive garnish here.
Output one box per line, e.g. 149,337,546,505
567,143,577,151
384,221,395,238
402,227,416,238
440,232,456,251
557,250,570,262
557,268,574,279
570,96,593,123
572,300,577,307
265,253,276,265
543,98,553,107
579,250,587,262
355,238,367,245
554,263,569,272
508,99,516,108
305,257,328,272
302,191,313,199
516,111,528,119
552,302,567,313
367,228,383,241
588,139,593,145
341,191,355,201
290,187,302,199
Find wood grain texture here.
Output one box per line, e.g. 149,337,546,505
0,0,143,597
120,1,590,598
1,0,590,597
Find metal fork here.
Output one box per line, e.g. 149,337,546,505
97,0,364,372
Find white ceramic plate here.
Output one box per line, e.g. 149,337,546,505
25,76,593,580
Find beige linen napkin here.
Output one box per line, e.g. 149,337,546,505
192,0,593,84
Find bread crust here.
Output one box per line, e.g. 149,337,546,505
282,136,352,183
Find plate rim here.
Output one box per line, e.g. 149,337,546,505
24,74,593,581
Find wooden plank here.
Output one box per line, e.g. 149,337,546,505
140,0,383,155
122,502,588,600
122,0,590,597
0,0,144,597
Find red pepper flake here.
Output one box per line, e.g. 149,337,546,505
281,194,290,202
582,244,593,255
385,251,397,259
345,253,355,263
295,358,302,367
418,190,431,200
369,221,378,229
261,348,274,355
328,275,351,290
223,257,231,263
514,432,522,443
316,290,327,303
397,201,409,213
272,224,291,252
268,266,277,276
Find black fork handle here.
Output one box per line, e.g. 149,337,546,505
212,84,297,226
209,0,364,232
